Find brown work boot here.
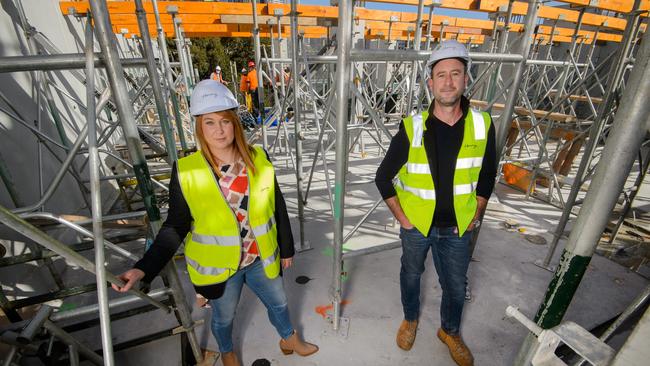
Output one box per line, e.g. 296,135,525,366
396,319,418,351
279,331,319,356
437,328,474,366
220,351,241,366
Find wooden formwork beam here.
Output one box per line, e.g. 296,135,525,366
59,1,636,43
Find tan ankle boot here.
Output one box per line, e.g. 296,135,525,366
221,351,241,366
279,331,319,356
437,328,474,366
396,319,418,351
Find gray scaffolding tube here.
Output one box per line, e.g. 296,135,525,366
406,0,425,114
251,0,268,149
87,0,203,362
84,16,115,365
514,23,650,366
495,0,540,155
0,54,147,72
134,0,177,163
290,0,307,250
152,0,187,151
0,204,170,312
331,0,353,332
542,0,643,268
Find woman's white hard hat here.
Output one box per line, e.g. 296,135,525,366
190,80,239,117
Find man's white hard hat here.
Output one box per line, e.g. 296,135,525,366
215,65,221,71
426,40,470,77
190,79,238,116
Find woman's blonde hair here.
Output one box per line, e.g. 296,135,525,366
194,109,256,176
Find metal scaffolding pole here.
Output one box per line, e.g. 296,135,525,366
406,0,425,114
495,0,540,155
87,1,203,362
542,0,642,267
331,0,353,332
151,0,187,151
251,0,268,149
134,0,177,163
290,0,307,250
514,24,650,366
84,16,114,365
169,12,191,99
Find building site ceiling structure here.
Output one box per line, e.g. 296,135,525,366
59,0,645,44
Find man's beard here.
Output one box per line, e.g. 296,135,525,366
435,90,463,106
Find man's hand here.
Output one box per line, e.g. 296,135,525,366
111,268,145,293
281,257,293,269
385,196,414,230
468,196,488,231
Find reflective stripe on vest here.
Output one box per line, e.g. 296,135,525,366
470,109,486,140
454,182,478,196
191,233,241,246
252,216,276,238
262,247,279,267
395,176,436,200
455,157,483,170
186,257,229,277
411,114,424,147
407,163,431,174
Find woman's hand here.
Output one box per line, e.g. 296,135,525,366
281,257,293,270
111,268,145,293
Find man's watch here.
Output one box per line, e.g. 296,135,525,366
472,219,481,228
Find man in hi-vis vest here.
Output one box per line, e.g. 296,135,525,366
375,40,497,366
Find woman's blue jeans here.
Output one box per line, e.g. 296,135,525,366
208,258,294,353
399,225,472,335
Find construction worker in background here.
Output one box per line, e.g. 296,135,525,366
374,40,497,366
239,67,253,113
247,60,260,118
210,65,229,85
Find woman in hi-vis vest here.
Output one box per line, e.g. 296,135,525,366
112,80,318,366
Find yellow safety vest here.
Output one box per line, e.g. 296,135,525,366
177,146,280,286
394,108,491,237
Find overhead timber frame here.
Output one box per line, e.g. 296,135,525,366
0,0,648,364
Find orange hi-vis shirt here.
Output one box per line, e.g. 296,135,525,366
247,69,258,90
240,74,250,92
211,72,225,82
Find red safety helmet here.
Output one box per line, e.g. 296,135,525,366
248,60,255,68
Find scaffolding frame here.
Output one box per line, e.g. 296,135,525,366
0,0,648,364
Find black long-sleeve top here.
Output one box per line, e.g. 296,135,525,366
375,96,497,228
134,159,295,299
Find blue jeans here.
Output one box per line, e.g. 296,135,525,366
399,226,472,335
208,259,294,353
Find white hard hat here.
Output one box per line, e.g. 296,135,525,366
426,40,470,77
190,80,238,116
215,65,221,71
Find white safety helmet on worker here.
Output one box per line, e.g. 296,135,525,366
190,79,238,116
426,40,470,77
215,65,221,72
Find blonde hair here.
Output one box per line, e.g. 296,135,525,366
194,110,256,177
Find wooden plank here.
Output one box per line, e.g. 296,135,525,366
470,100,577,123
220,14,318,26
552,0,650,13
479,0,630,31
363,0,481,11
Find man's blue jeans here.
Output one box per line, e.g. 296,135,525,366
208,258,294,353
399,225,472,335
